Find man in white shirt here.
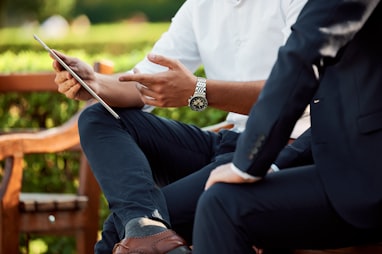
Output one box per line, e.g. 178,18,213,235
53,0,308,253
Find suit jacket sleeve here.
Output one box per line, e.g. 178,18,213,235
233,0,380,176
273,128,313,169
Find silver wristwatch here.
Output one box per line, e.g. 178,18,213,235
188,77,208,112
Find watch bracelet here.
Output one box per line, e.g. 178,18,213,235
195,77,207,95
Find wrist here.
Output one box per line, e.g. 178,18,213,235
188,76,208,111
230,164,260,180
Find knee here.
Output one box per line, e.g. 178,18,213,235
78,103,115,143
196,184,227,216
79,104,105,130
78,105,144,145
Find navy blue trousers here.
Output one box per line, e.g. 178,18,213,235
78,103,238,253
192,165,382,254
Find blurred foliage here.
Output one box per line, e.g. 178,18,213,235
0,22,170,56
0,22,227,253
2,0,76,27
1,91,83,130
1,0,186,27
74,0,186,23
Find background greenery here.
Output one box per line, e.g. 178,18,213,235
1,0,186,27
1,20,227,254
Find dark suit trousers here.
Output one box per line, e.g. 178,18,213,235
192,165,382,254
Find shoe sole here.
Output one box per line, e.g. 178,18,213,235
167,246,192,254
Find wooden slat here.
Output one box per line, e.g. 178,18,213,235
19,193,88,212
0,72,57,92
93,60,115,74
0,111,81,156
20,211,91,233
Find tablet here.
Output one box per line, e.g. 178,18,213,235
33,34,120,119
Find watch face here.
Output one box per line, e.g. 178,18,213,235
189,96,208,111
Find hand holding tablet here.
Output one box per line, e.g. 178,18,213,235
33,34,120,119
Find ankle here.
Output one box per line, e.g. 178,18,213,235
125,217,167,238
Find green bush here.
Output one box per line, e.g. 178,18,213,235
0,22,170,57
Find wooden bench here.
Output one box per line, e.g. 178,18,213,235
0,61,113,253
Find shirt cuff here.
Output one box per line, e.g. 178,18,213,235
230,164,260,180
271,164,280,172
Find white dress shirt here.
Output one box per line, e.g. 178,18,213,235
133,0,309,136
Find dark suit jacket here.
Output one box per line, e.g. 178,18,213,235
233,0,382,229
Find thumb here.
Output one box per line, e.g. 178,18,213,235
147,53,178,70
50,50,67,71
51,50,74,69
51,50,67,61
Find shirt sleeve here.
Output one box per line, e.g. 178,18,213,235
231,163,260,180
132,0,202,75
282,0,309,42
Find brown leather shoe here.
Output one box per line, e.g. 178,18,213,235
112,229,192,254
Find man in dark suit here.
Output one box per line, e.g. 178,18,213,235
191,0,382,253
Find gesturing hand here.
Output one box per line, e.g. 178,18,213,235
119,53,197,107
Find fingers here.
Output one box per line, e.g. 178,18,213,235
51,50,79,72
57,79,81,99
253,246,264,254
204,166,230,190
52,49,65,59
204,168,220,190
50,50,67,72
119,72,153,83
147,53,178,70
52,60,62,72
119,72,168,90
54,70,80,99
54,69,72,84
204,177,214,190
135,83,157,101
118,53,178,83
52,49,74,65
51,53,63,72
205,163,259,190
